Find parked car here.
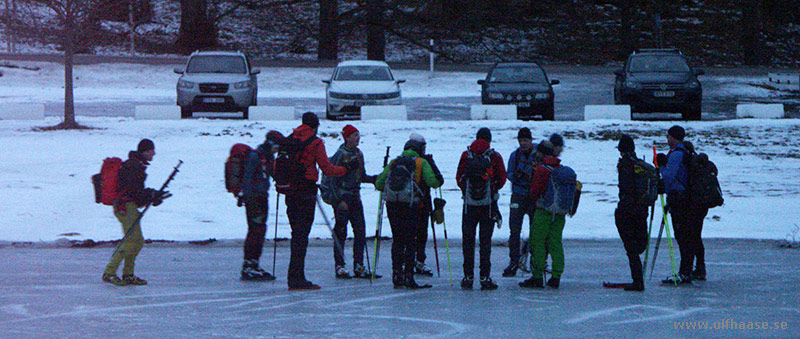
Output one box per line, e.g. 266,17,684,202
174,50,259,119
614,49,704,120
323,60,404,120
478,62,559,120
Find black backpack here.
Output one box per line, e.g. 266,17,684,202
382,156,422,205
463,149,494,206
273,134,316,195
683,150,724,208
630,155,659,206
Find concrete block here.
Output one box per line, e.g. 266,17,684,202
470,105,517,120
134,105,181,120
736,104,785,119
249,106,295,120
0,104,45,120
361,105,407,120
583,105,631,121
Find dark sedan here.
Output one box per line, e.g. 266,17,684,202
478,62,559,120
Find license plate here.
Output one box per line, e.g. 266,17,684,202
354,100,375,106
514,102,530,108
203,97,225,103
652,91,675,98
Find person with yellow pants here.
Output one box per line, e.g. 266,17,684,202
103,139,167,286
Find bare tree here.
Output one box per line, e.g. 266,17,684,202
366,0,384,60
318,0,338,60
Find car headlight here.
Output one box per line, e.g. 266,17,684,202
535,93,550,99
489,93,504,100
686,80,700,89
624,80,641,89
234,81,252,89
178,80,194,89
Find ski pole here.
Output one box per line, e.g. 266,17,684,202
429,207,441,277
315,194,346,263
372,146,390,281
273,193,280,275
642,145,659,274
662,196,679,285
111,160,182,260
648,205,667,280
439,187,453,284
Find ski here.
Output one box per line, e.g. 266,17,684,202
371,146,391,282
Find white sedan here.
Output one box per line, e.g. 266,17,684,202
323,60,405,120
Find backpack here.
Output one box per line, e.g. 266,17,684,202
463,149,495,206
630,156,659,206
224,143,254,196
683,150,724,208
382,156,423,205
273,135,317,195
92,157,122,205
319,172,338,205
536,165,578,215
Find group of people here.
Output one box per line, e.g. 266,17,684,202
101,112,709,293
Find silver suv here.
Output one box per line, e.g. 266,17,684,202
174,51,259,119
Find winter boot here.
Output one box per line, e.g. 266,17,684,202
241,260,275,281
624,281,645,292
546,277,560,289
519,276,544,289
661,274,692,285
122,275,148,286
414,261,434,276
404,273,432,289
392,270,405,289
102,273,125,286
480,276,498,290
691,266,706,281
460,276,474,290
502,263,519,277
335,265,353,279
353,263,381,279
288,280,321,291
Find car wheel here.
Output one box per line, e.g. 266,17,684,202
542,106,555,121
242,107,249,120
180,106,192,119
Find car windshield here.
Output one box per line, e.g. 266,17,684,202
334,66,394,81
489,65,547,83
186,55,247,74
628,55,690,73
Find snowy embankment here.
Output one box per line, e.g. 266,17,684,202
1,117,798,243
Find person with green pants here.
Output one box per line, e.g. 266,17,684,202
519,140,565,289
103,139,167,286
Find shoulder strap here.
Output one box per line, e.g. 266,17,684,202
414,157,423,183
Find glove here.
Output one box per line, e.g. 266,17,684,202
431,197,446,224
657,178,666,195
151,190,171,207
492,210,503,229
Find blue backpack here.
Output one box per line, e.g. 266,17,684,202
536,165,577,215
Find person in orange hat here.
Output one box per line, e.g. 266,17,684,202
320,124,380,279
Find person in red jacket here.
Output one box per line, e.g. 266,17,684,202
455,127,507,290
285,112,348,290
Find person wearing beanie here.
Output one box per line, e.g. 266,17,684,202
375,134,443,289
284,112,347,290
614,134,648,291
237,131,282,281
520,139,566,290
102,139,168,287
456,128,507,290
661,125,708,285
550,133,564,157
503,127,538,277
320,124,380,279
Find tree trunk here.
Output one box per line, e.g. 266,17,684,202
317,0,338,60
366,0,385,61
618,0,635,60
129,0,135,56
175,0,217,55
63,18,76,128
741,0,766,65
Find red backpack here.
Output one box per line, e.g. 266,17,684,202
92,157,123,205
225,143,254,196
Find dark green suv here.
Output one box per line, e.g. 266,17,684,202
478,62,559,120
614,49,704,120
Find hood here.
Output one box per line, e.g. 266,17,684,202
127,151,149,166
486,82,551,93
292,124,316,141
401,149,420,158
179,73,251,84
469,139,491,154
542,156,561,166
328,81,400,94
627,73,691,84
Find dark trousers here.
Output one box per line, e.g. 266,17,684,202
333,196,366,267
462,204,495,278
414,201,431,264
243,196,268,262
668,193,709,276
386,202,420,275
285,192,316,285
508,193,534,264
615,204,648,283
